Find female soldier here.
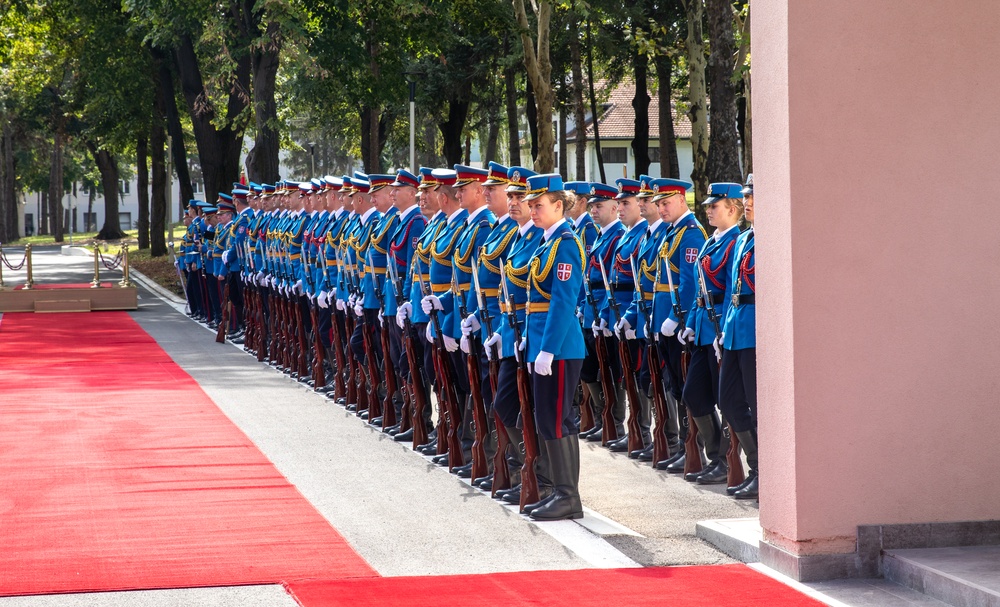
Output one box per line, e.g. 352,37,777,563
678,182,744,484
719,175,757,499
522,174,587,521
485,166,547,509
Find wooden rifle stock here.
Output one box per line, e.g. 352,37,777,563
680,349,704,475
619,339,644,454
515,359,540,511
648,341,671,465
310,304,325,391
594,334,620,445
466,336,489,482
579,383,595,433
216,279,231,343
434,325,465,469
724,417,745,487
401,319,428,448
329,309,347,399
491,409,511,497
296,298,309,378
360,315,382,419
378,319,397,428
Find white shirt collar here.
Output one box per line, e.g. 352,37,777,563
496,213,510,224
671,210,693,226
400,204,420,220
543,218,567,242
447,208,465,224
348,210,357,218
431,210,446,222
714,223,739,241
601,218,621,232
467,205,488,223
309,210,318,218
574,213,591,228
335,208,345,218
647,218,663,234
627,218,648,234
360,207,376,222
518,220,536,236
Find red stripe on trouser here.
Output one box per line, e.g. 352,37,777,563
555,361,565,439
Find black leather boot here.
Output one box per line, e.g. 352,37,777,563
530,436,583,521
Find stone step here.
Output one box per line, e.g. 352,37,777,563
696,517,761,563
884,545,1000,607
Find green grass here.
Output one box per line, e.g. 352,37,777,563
8,224,188,247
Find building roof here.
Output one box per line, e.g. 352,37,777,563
566,80,697,141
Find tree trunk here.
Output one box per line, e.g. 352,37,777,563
150,123,167,257
40,191,48,235
484,101,501,164
513,0,554,172
569,9,587,180
682,0,709,205
586,17,606,183
525,78,539,165
656,55,680,179
705,0,743,184
249,21,282,184
48,132,64,242
87,186,95,232
87,143,126,240
735,6,752,176
464,133,471,165
136,136,150,249
504,35,521,167
153,47,194,206
439,99,471,167
558,103,567,179
0,119,16,241
173,34,248,205
631,49,651,179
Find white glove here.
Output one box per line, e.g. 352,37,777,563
461,313,481,337
591,319,604,338
421,295,443,314
615,318,635,340
460,334,471,354
678,327,695,345
515,337,525,362
425,323,434,342
660,317,679,337
295,279,303,295
713,335,722,361
576,309,583,320
353,302,364,317
348,293,357,307
331,287,338,301
443,335,459,352
222,250,230,265
534,351,554,376
378,310,384,326
719,331,725,344
484,331,501,359
173,260,180,269
396,302,411,329
307,292,316,303
318,292,330,309
336,298,346,311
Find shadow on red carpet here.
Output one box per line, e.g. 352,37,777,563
0,311,376,597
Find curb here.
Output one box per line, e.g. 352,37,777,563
130,268,186,306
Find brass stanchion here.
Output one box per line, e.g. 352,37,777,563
0,243,6,291
91,245,101,288
23,244,33,290
119,244,132,288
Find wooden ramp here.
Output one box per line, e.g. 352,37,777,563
0,284,137,313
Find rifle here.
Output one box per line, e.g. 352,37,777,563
583,275,619,445
696,256,744,487
457,264,489,482
416,267,463,467
598,255,643,455
168,241,190,314
394,255,429,447
472,255,509,495
634,257,671,465
320,243,347,399
344,247,371,414
304,232,326,391
388,253,416,437
364,248,389,425
336,248,361,409
665,250,702,475
500,260,540,510
216,275,231,344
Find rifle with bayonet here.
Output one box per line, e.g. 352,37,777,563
394,255,429,447
500,260,540,510
457,264,489,482
364,248,389,426
665,248,701,475
387,253,414,437
168,241,190,314
583,271,619,445
472,254,509,494
320,241,347,399
416,268,463,466
598,255,643,455
216,232,232,344
336,247,362,409
696,256,744,487
304,229,325,391
635,257,671,465
344,247,371,414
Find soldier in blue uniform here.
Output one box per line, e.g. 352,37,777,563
650,178,707,472
520,174,586,521
222,189,253,341
201,205,223,328
719,175,757,499
578,183,626,443
679,182,744,484
600,178,649,453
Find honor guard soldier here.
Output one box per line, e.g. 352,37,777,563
618,176,670,460
678,182,744,484
719,174,757,499
579,184,626,443
600,178,650,454
650,178,706,472
181,201,206,321
521,174,587,521
202,204,222,328
487,165,547,507
223,188,253,341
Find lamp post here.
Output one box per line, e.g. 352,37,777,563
403,71,424,174
308,142,316,177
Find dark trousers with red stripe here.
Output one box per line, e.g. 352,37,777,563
682,345,719,418
532,358,584,441
492,358,521,429
718,347,757,433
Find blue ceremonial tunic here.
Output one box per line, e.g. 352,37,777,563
426,210,468,338
651,212,707,331
581,220,624,328
496,224,544,358
524,220,586,361
623,220,669,339
443,207,495,339
600,219,647,326
408,212,446,325
385,205,427,316
472,215,519,341
722,227,755,351
687,225,740,347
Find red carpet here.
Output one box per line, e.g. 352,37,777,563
0,311,376,596
287,565,825,606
